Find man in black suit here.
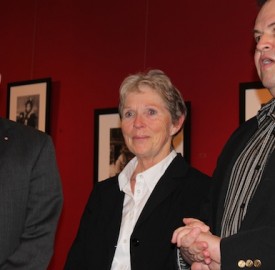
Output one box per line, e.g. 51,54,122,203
172,1,275,269
0,117,63,269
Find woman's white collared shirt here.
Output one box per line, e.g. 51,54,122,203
110,150,177,270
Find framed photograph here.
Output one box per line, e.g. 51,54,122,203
240,82,273,124
93,102,191,182
239,81,273,124
7,78,51,133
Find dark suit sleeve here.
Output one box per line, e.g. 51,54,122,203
1,136,63,270
64,186,99,270
221,227,275,270
64,178,122,270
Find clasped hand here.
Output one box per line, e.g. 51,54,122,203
171,218,221,270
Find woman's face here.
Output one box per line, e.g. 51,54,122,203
121,85,181,164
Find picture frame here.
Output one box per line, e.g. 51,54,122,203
93,102,191,182
7,78,51,133
239,82,273,124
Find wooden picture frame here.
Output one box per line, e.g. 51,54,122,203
93,102,191,182
7,78,51,133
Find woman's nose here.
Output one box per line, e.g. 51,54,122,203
133,114,144,128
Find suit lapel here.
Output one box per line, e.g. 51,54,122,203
97,179,125,265
134,155,188,229
100,178,125,226
214,118,258,233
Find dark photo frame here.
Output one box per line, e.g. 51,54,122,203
93,102,191,182
239,82,272,124
7,78,51,133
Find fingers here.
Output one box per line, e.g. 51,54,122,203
178,227,202,248
172,226,208,251
171,226,192,244
183,218,210,232
171,226,199,246
180,240,209,262
172,218,210,244
171,219,212,266
191,262,211,270
183,218,201,225
202,249,211,265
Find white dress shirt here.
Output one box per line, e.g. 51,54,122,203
110,150,177,270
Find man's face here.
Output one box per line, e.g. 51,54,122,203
254,0,275,96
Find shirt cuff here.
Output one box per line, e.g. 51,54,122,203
177,248,190,270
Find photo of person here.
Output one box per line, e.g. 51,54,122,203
109,128,134,177
16,95,39,129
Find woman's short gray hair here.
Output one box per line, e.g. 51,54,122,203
118,69,187,127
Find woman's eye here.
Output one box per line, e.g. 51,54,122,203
148,108,157,116
123,111,134,118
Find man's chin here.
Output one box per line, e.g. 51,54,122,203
260,78,275,97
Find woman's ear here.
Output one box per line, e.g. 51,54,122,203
170,115,185,136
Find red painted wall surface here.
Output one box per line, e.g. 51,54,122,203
0,1,260,269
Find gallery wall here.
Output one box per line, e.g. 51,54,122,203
0,0,260,269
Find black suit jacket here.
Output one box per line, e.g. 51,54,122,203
0,118,63,269
210,117,275,270
65,154,210,270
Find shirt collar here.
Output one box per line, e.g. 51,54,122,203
257,98,275,126
118,150,177,192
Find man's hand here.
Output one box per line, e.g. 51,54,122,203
172,218,221,268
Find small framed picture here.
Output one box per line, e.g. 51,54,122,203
7,78,51,133
239,82,273,124
93,102,191,182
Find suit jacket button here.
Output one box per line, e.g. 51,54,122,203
246,259,253,268
238,260,245,268
254,259,262,268
131,238,140,247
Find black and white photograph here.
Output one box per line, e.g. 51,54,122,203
7,78,51,133
16,95,39,129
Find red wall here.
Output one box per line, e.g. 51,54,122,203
0,1,260,269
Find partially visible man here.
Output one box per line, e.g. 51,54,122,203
172,0,275,269
0,117,63,269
